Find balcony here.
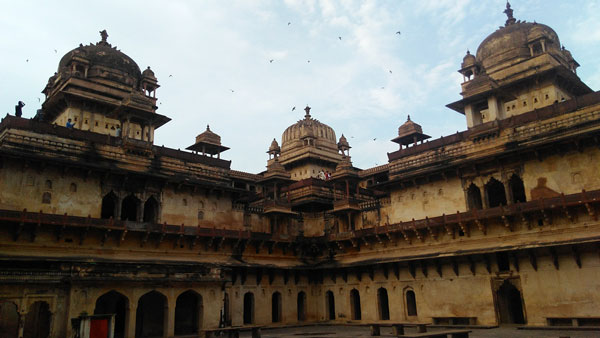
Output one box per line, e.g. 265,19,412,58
333,197,361,213
263,200,296,215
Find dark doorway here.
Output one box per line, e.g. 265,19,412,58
272,292,282,323
377,288,390,320
350,289,361,320
23,301,51,338
243,293,254,325
496,280,525,324
297,291,307,322
135,291,166,338
101,192,118,219
466,184,483,210
485,178,507,208
175,291,202,336
223,293,231,326
509,175,527,203
0,301,19,338
326,291,335,320
143,196,159,223
121,195,139,221
94,291,128,338
406,290,418,317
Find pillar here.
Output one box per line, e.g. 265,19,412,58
127,302,137,338
166,297,175,338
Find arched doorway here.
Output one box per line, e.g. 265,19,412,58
272,292,282,323
94,291,128,338
101,192,118,219
297,291,307,322
143,196,159,223
350,289,361,320
377,288,390,320
243,293,254,325
325,291,335,320
406,290,418,317
485,178,507,207
496,280,525,324
0,301,19,338
466,183,483,210
135,291,166,338
509,174,526,203
23,301,51,338
175,290,202,336
121,195,139,221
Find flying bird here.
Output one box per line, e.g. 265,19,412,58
292,107,296,111
307,60,311,63
338,36,342,40
373,138,377,141
396,31,401,35
288,22,291,26
269,59,274,63
389,70,393,74
26,59,29,62
37,97,41,102
169,74,173,77
54,49,57,53
230,89,235,92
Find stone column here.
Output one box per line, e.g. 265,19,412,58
165,297,175,338
127,302,138,338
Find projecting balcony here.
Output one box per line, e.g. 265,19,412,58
333,197,361,213
263,200,296,215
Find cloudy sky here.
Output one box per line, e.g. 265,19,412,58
1,0,598,173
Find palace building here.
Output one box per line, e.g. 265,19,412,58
1,3,599,337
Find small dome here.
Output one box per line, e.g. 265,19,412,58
195,125,222,145
397,115,423,138
268,138,280,153
461,50,476,68
337,134,350,150
58,30,142,87
142,66,156,79
281,106,337,152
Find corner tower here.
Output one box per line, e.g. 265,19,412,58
40,30,170,142
447,2,593,128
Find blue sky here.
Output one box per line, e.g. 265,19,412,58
1,0,598,173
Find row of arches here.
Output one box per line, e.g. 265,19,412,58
93,290,203,338
466,174,526,210
0,300,51,338
240,288,418,325
101,192,159,223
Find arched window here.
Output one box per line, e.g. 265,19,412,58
509,174,526,203
377,288,390,320
326,290,335,320
136,291,166,338
41,192,51,204
94,291,128,338
272,292,282,323
243,292,254,324
0,301,19,338
350,289,361,320
23,301,51,338
485,178,507,208
466,183,482,210
143,196,159,223
175,290,202,336
406,290,418,317
101,192,118,219
121,195,139,222
297,291,307,322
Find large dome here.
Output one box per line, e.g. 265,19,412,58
281,106,337,152
58,30,142,87
476,22,560,72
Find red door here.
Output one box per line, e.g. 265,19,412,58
90,318,109,338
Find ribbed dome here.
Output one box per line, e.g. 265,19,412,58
58,30,142,87
461,50,476,68
476,22,560,72
281,106,337,152
195,125,222,145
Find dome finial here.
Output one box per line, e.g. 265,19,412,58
407,114,411,121
304,105,311,119
503,2,516,26
99,29,109,43
206,124,210,131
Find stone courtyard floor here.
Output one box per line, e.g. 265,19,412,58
238,325,600,338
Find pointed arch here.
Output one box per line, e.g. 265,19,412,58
509,174,526,203
405,289,418,317
23,301,51,338
175,290,203,335
377,287,390,320
143,195,159,223
272,292,282,323
466,183,482,210
243,292,254,325
297,291,307,322
325,290,335,320
135,291,167,338
121,194,139,221
0,301,19,338
350,289,361,320
485,177,507,208
101,191,118,219
94,290,129,338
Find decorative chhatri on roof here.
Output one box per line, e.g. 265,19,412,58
186,125,229,158
391,115,431,148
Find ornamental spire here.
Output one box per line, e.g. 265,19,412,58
504,2,516,26
304,105,311,120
